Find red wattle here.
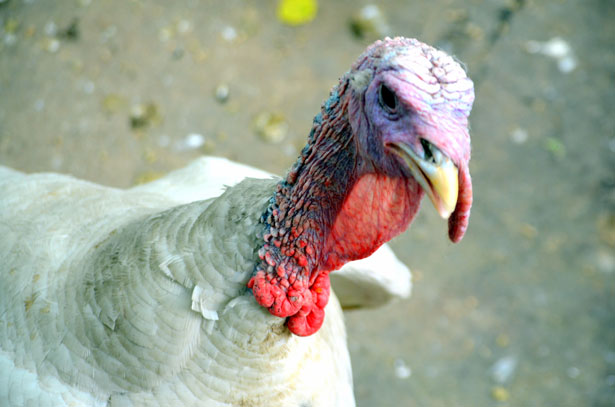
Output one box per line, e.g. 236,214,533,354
448,163,473,243
249,271,312,318
286,273,330,336
249,271,331,336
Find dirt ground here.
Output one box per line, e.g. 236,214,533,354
1,0,614,406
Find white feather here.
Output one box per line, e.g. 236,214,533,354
0,156,411,407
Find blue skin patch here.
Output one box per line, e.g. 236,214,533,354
323,90,339,114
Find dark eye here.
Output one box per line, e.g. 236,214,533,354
378,84,398,114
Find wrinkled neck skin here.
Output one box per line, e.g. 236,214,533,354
249,79,423,336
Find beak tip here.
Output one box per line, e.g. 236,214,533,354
436,205,454,220
391,141,459,222
440,212,452,220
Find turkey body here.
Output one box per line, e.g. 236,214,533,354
0,36,475,407
0,163,353,406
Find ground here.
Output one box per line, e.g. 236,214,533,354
1,0,614,406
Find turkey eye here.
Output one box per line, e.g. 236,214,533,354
379,84,398,113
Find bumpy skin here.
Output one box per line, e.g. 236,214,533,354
249,37,475,336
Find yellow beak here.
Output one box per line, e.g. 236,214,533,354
392,141,459,219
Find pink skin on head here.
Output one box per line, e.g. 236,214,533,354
248,37,475,336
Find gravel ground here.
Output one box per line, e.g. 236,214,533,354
1,0,614,406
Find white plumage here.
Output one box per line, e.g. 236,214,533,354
0,156,411,407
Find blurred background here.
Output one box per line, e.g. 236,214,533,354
0,0,613,405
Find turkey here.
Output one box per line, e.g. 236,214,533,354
0,37,474,406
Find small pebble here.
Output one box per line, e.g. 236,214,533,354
201,139,216,154
159,26,174,42
525,37,577,73
4,18,19,34
465,22,484,41
490,356,517,384
594,249,615,274
496,334,510,348
172,47,184,60
596,214,615,247
445,8,468,23
240,7,262,37
177,19,192,34
491,386,510,402
82,80,95,94
3,33,17,46
50,156,63,170
58,19,79,41
183,133,205,149
538,37,570,59
214,83,230,103
532,99,547,113
253,112,288,144
283,144,297,157
480,346,492,359
393,358,411,379
220,25,237,42
544,137,566,159
510,127,528,144
566,367,580,379
349,4,390,40
71,59,84,74
187,38,208,62
102,94,127,114
173,133,215,153
216,131,228,141
143,149,157,164
45,38,60,53
130,102,161,129
519,223,538,239
44,21,57,37
134,171,164,185
558,56,577,73
24,26,36,38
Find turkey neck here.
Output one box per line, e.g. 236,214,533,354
262,83,357,282
249,78,420,335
